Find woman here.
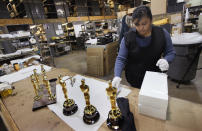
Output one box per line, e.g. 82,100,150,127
112,6,176,89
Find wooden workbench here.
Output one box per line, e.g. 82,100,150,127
0,68,202,131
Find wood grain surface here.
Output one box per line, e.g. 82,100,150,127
1,68,202,131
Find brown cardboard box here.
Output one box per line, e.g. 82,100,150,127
87,48,104,77
104,41,118,75
170,13,182,24
151,0,167,15
171,23,182,36
86,41,118,76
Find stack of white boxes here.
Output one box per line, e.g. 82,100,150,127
138,71,168,120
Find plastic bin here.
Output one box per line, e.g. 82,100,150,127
168,43,201,81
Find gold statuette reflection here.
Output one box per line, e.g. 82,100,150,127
33,69,39,84
41,65,46,77
44,77,55,100
31,74,41,101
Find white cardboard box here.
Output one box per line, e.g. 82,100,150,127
138,104,167,120
138,71,168,120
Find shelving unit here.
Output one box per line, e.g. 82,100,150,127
4,0,29,18
0,35,35,65
67,15,117,22
31,24,55,66
50,36,70,56
0,35,32,54
42,0,58,18
11,36,32,49
67,0,88,16
88,0,101,16
184,5,202,32
85,21,95,34
187,5,202,31
0,50,34,65
64,23,77,49
0,16,117,26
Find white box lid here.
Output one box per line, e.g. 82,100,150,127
140,71,168,97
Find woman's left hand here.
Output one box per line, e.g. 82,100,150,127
156,59,169,71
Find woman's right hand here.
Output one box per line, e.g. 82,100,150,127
112,77,122,93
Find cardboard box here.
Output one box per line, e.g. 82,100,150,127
151,0,167,15
171,23,182,36
138,71,168,120
87,48,104,77
104,41,118,75
170,13,182,24
138,104,167,120
86,41,118,76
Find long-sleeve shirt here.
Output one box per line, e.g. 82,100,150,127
114,28,176,77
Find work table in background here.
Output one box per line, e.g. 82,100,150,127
0,68,202,131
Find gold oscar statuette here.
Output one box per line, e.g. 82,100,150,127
33,69,39,83
80,79,100,124
106,81,123,130
58,75,78,116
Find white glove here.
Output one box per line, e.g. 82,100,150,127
112,77,122,93
156,59,169,71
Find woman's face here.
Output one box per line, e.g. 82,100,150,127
133,16,152,36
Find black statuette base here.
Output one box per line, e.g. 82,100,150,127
107,116,123,130
63,103,78,116
83,110,100,125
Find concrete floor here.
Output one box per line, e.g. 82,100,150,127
55,50,202,104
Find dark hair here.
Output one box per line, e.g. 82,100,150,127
132,6,152,21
